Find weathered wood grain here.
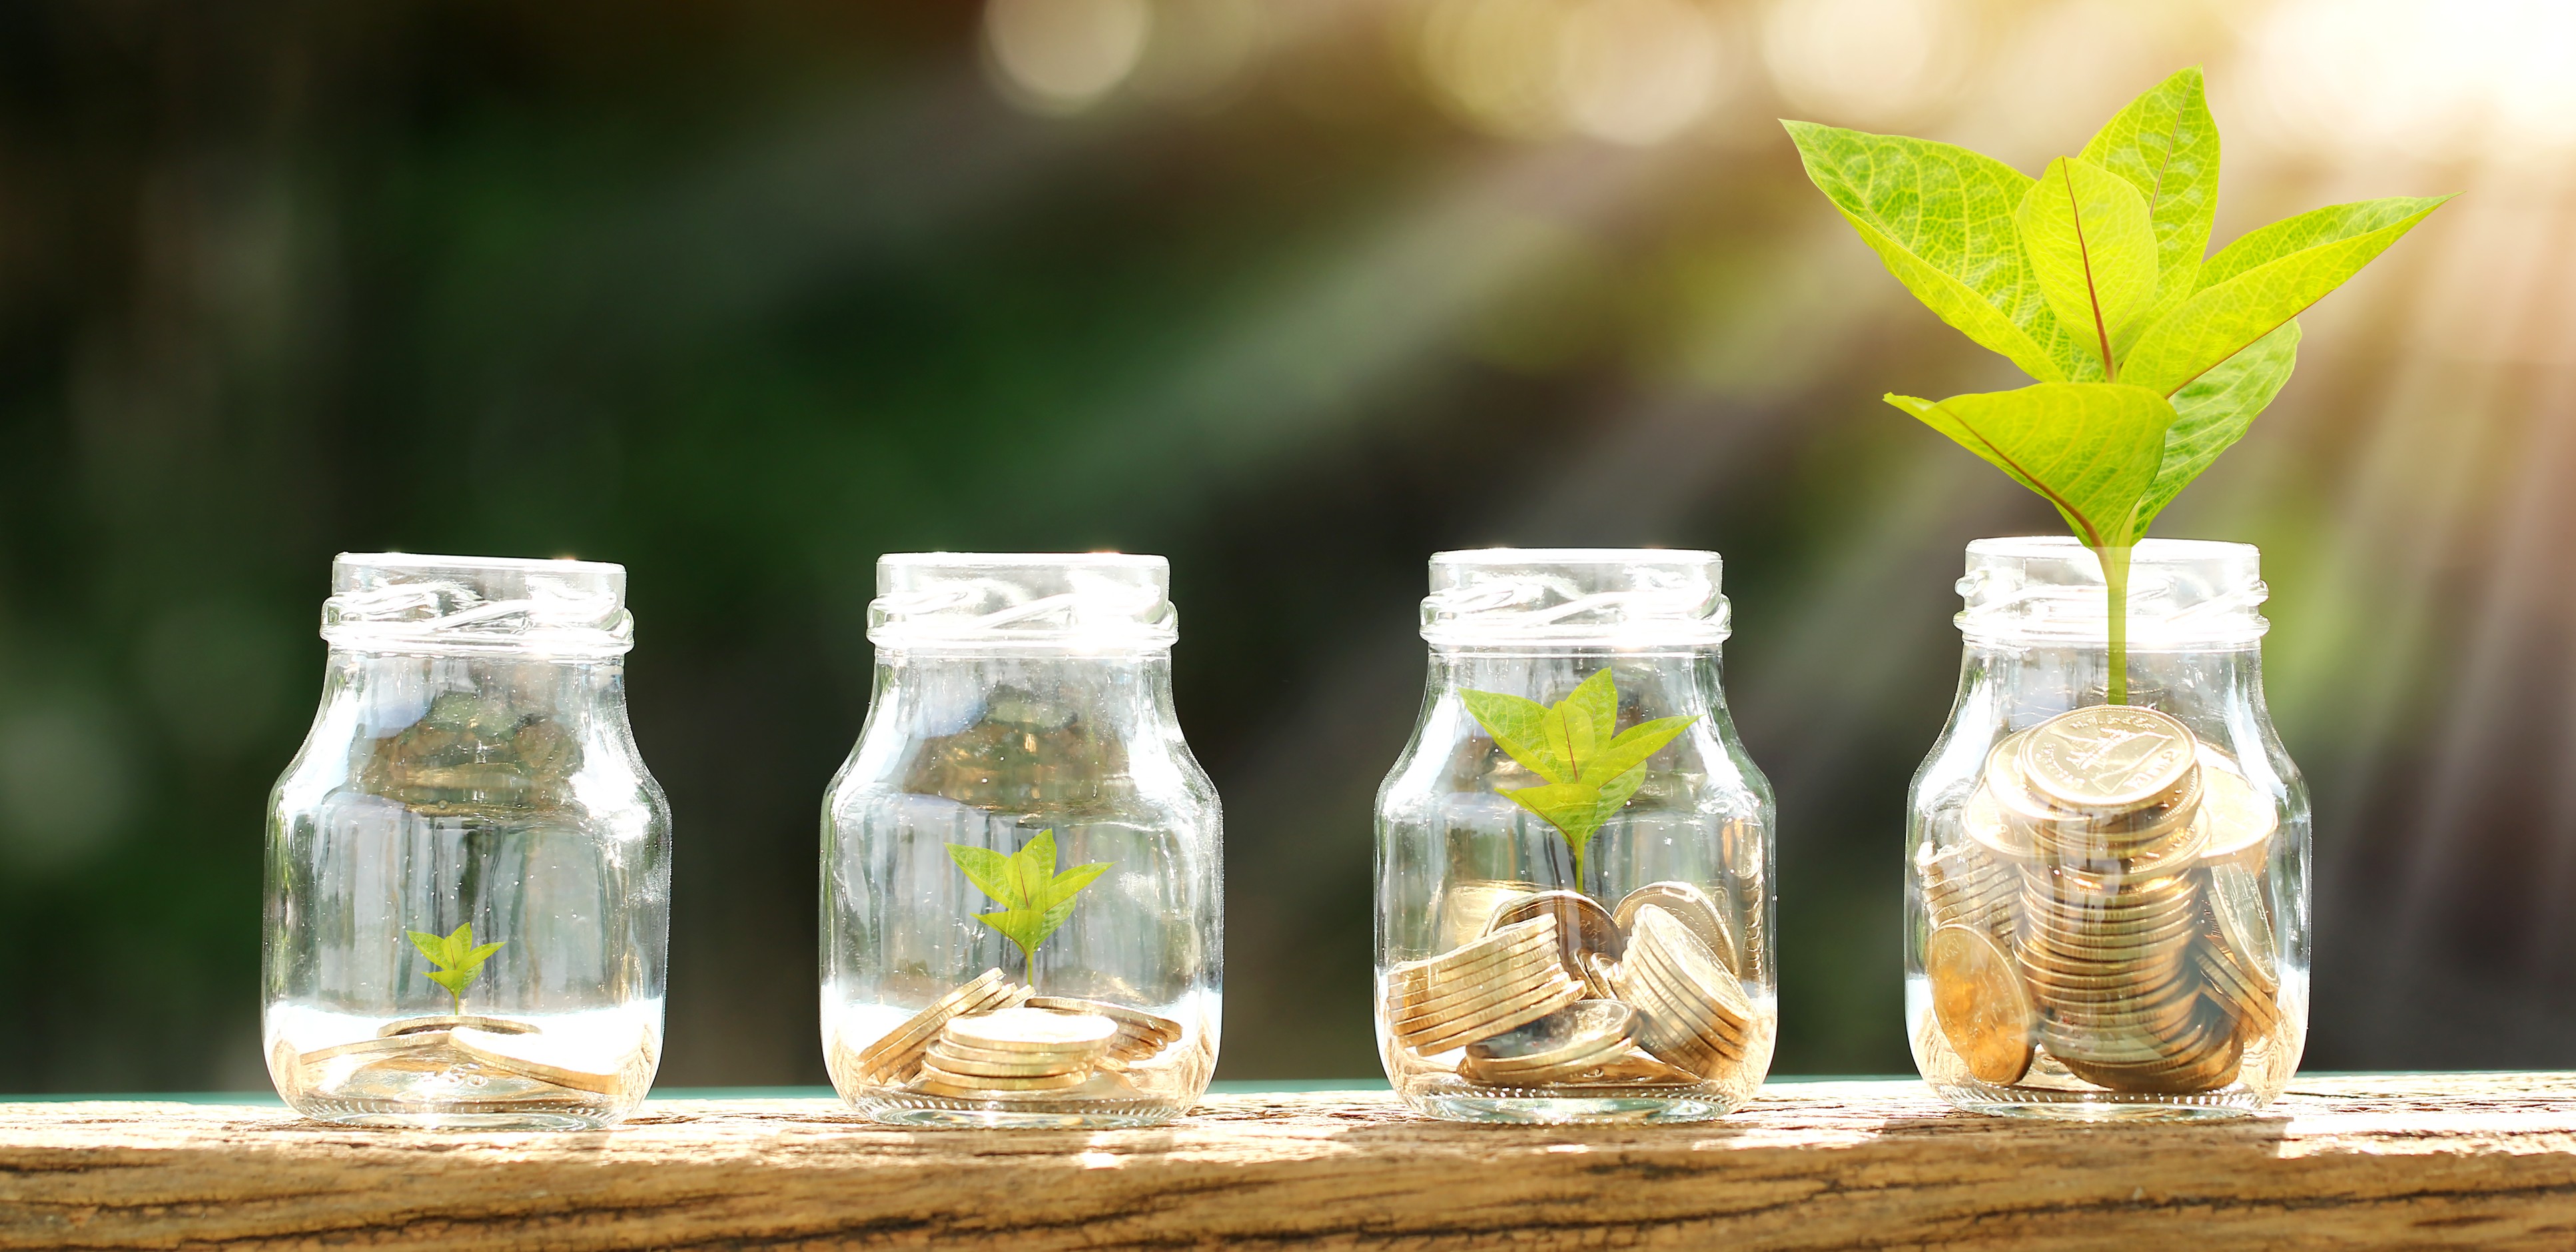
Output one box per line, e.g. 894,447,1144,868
5,1075,2576,1249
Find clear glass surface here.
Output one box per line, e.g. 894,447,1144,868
1906,537,2311,1119
1375,550,1777,1123
262,554,671,1129
822,554,1221,1128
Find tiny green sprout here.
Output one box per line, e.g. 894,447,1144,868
1787,67,2447,703
947,829,1111,987
1459,668,1699,892
406,923,506,1015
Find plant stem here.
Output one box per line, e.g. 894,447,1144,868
1025,947,1037,989
2099,544,2134,705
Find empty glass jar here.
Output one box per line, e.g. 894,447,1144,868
822,553,1221,1128
1376,549,1776,1123
1907,537,2310,1117
263,554,671,1129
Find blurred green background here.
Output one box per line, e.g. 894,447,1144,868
1,0,2565,1090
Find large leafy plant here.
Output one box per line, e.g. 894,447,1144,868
1787,68,2445,702
947,829,1110,985
1460,668,1697,890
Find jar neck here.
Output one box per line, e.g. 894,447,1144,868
867,648,1182,732
1428,646,1721,719
1954,639,2267,733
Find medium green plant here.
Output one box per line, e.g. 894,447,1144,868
1787,67,2445,702
947,829,1110,985
1460,668,1698,890
406,923,505,1015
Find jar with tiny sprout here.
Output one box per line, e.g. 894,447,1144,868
821,553,1221,1128
1374,549,1776,1124
262,554,671,1129
1907,537,2310,1117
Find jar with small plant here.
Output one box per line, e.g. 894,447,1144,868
1787,68,2441,1115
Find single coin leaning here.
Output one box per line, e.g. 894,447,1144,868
2191,748,2280,867
2016,705,2199,811
1611,882,1737,974
378,1014,538,1039
449,1026,634,1095
1925,924,2034,1085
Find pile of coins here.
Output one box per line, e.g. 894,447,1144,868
841,970,1184,1102
1923,704,2283,1096
848,968,1032,1087
1387,879,1759,1090
285,1015,647,1105
917,1006,1119,1098
1030,995,1183,1068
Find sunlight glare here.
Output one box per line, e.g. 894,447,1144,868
1761,0,1965,127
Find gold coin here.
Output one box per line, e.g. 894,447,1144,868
944,1006,1118,1052
1960,782,2036,864
1611,882,1738,973
1924,924,2033,1084
1407,975,1585,1054
1025,997,1182,1043
1622,953,1749,1057
915,1063,1090,1091
2200,864,2279,993
377,1014,538,1039
1388,917,1561,993
1390,961,1566,1030
1489,890,1625,967
449,1026,638,1096
920,1047,1091,1079
1627,907,1753,1027
2192,748,2279,866
2016,705,2199,811
855,969,1020,1075
1464,1000,1639,1073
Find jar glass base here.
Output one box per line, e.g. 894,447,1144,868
849,1093,1190,1129
284,1097,634,1131
1398,1082,1745,1125
1928,1081,2265,1121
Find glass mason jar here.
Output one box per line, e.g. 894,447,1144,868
1906,537,2311,1118
263,554,671,1129
821,553,1221,1129
1375,549,1777,1123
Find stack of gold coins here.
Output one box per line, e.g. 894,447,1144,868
916,1005,1118,1097
2196,861,2282,1043
1485,891,1622,989
1609,905,1751,1078
850,968,1029,1086
1458,1000,1639,1087
1918,838,2016,945
1994,706,2238,1095
1027,996,1183,1066
1386,914,1585,1054
1610,882,1736,976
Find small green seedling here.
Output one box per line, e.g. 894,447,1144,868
406,923,506,1015
1460,668,1698,890
1787,67,2445,702
948,829,1110,986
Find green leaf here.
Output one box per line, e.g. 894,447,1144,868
406,930,453,969
2129,320,2301,534
2121,196,2447,396
1505,782,1611,850
1884,382,2178,548
1458,690,1569,784
1783,121,2073,383
1558,668,1617,776
950,829,1110,976
2014,156,2158,376
455,941,508,973
2080,66,2220,335
1580,716,1697,788
426,968,477,996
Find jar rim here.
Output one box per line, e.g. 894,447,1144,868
1957,536,2268,647
870,551,1178,652
1423,546,1729,648
324,551,634,658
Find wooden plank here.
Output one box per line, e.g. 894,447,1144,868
4,1075,2576,1249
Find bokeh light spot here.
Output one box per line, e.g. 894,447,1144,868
985,0,1155,115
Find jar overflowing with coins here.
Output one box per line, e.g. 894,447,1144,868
1375,550,1775,1123
263,554,671,1129
822,554,1220,1128
1907,537,2310,1117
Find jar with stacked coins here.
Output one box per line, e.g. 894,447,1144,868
1376,550,1775,1123
1907,538,2310,1117
822,554,1220,1127
263,554,671,1129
